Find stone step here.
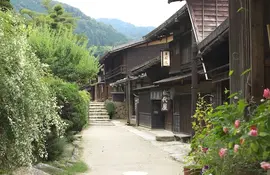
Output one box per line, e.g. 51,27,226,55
89,115,109,118
89,106,106,109
89,118,110,121
89,114,109,117
89,119,110,122
89,111,108,115
89,109,107,112
89,103,105,106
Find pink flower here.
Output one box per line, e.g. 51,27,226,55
249,126,258,137
263,88,270,99
235,120,240,129
223,127,229,133
219,148,227,158
260,162,270,170
234,144,240,153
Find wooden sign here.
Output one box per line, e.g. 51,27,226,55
161,90,170,111
161,50,171,67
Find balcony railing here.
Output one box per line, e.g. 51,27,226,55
105,65,127,80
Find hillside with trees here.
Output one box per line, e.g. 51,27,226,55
97,18,155,40
11,0,128,46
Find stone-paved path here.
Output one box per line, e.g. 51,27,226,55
80,122,184,175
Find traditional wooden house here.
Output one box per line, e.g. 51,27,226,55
97,36,173,124
137,1,229,134
95,1,229,135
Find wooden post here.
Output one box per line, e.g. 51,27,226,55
191,31,198,116
229,0,251,100
250,0,264,102
95,84,98,101
126,76,131,124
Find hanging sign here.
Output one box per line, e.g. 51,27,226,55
161,50,171,67
161,90,171,111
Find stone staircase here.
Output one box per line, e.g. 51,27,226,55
89,102,111,125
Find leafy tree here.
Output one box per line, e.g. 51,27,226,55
90,45,112,58
0,11,65,169
21,0,75,30
28,25,99,86
0,0,13,11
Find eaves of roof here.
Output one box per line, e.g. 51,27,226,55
99,39,146,63
198,18,229,53
143,4,187,40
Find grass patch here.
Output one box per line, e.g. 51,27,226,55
56,161,88,175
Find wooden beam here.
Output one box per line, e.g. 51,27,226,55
191,31,198,116
250,0,265,101
229,0,251,99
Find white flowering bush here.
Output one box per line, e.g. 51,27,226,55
0,12,65,169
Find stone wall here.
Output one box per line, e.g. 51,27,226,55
113,102,127,119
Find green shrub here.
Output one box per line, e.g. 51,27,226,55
46,135,67,161
0,11,65,169
105,100,115,119
28,25,99,86
45,77,90,132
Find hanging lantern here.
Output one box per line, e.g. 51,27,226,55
161,49,171,67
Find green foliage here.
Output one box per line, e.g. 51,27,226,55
188,92,270,175
105,100,116,119
190,94,213,152
0,0,13,11
20,0,75,30
45,77,90,132
11,0,128,46
89,45,112,58
46,135,67,161
56,161,88,175
0,11,65,169
28,26,99,86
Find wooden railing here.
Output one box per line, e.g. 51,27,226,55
105,65,127,80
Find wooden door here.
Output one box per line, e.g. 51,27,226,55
152,101,164,129
138,92,151,128
165,102,173,131
179,95,192,134
173,98,180,133
173,95,192,134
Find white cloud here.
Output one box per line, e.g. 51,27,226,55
56,0,185,27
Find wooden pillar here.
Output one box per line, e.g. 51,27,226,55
229,0,251,99
250,0,265,101
95,84,98,101
191,31,198,115
126,76,131,124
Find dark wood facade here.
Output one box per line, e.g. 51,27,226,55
229,0,269,102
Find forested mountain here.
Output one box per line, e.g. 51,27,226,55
98,18,155,40
11,0,128,46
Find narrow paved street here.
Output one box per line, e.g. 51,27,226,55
81,122,184,175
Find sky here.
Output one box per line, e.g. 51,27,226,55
56,0,186,27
